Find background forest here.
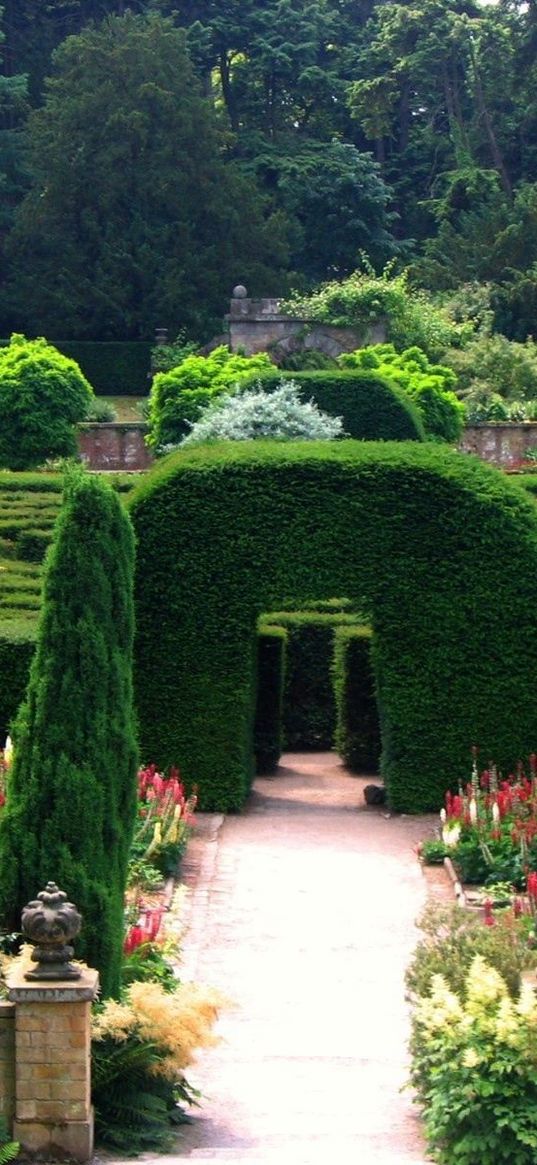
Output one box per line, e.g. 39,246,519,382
0,0,536,344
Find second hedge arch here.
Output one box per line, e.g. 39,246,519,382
129,441,537,813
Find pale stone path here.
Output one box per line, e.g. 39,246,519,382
159,752,437,1164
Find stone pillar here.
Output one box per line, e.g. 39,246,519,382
0,1001,15,1127
7,967,99,1162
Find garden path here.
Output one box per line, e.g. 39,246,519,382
137,753,440,1164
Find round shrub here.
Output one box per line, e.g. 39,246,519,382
241,369,425,441
0,334,94,469
146,345,274,450
181,382,344,445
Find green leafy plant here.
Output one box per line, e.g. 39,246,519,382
0,334,94,469
406,901,537,1002
147,346,274,450
338,343,465,441
282,265,469,360
0,1120,19,1164
409,956,537,1164
150,332,199,375
418,838,448,864
84,398,117,423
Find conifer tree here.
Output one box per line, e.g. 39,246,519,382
0,470,138,998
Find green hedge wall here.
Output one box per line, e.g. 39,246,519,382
254,626,287,773
129,441,537,813
333,626,381,772
260,610,362,749
242,370,426,442
0,624,36,740
0,341,152,396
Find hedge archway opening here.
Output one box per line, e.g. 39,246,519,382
129,441,537,813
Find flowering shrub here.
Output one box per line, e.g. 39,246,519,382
131,763,196,878
426,751,537,889
409,955,537,1164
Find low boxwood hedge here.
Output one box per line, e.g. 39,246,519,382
129,441,537,813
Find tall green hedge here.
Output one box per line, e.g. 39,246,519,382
243,370,426,441
260,609,362,749
0,472,138,998
254,626,287,773
129,441,537,813
0,624,36,741
0,341,152,396
333,625,380,772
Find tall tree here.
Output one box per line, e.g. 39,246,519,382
0,471,138,999
3,11,288,339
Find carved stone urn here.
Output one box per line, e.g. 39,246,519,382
21,881,82,980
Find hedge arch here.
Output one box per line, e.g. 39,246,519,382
129,441,537,813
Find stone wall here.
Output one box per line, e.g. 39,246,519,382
459,423,537,468
77,422,153,472
226,290,385,358
76,421,537,474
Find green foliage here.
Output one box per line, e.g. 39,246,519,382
406,901,537,1003
3,12,288,342
254,626,287,774
260,610,361,751
0,1119,19,1165
418,838,448,864
409,955,537,1164
85,398,118,423
150,333,199,376
446,334,537,413
339,344,465,442
246,369,426,442
129,441,537,813
0,470,138,998
0,335,94,469
147,346,274,450
282,267,469,360
333,626,380,772
181,382,345,446
279,349,337,372
0,627,36,740
92,1034,187,1152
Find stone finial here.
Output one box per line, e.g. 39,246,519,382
154,327,168,346
21,882,82,981
232,285,248,299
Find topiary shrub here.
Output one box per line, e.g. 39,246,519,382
146,346,274,450
338,344,465,442
254,626,287,774
129,442,537,813
181,382,345,445
0,470,138,998
333,625,380,772
0,335,94,469
241,369,425,442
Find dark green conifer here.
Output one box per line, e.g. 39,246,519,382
0,470,138,998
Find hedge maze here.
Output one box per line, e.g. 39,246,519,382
129,441,537,814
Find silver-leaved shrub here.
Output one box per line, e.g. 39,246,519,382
180,381,345,446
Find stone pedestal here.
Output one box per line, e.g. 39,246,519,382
7,966,99,1162
0,1001,15,1127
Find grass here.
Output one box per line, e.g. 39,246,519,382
101,396,148,422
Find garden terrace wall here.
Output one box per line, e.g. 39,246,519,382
128,441,537,814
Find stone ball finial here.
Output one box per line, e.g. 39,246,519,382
232,285,248,299
21,882,82,981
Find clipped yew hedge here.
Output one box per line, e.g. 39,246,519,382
243,369,426,442
333,625,380,772
254,626,287,773
129,441,537,813
260,609,362,750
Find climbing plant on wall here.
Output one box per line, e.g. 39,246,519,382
129,442,537,814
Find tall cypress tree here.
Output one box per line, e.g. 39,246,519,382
0,470,138,998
